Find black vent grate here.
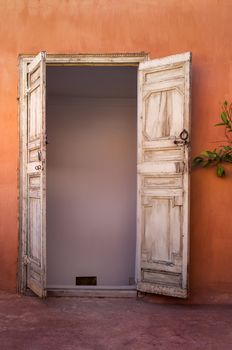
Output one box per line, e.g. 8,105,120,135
76,276,97,286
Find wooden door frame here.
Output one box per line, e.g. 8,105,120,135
18,52,149,295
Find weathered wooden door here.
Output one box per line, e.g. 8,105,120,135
137,52,191,298
26,52,47,297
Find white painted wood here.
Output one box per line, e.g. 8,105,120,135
139,52,191,70
136,52,191,298
20,51,194,299
20,52,149,66
18,55,28,294
27,51,46,73
18,53,148,296
26,51,47,298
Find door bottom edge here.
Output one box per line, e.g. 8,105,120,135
46,287,137,298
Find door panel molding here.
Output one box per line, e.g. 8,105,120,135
136,52,191,298
18,52,47,297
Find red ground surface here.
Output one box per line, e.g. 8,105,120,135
0,292,231,349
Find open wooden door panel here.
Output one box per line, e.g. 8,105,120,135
26,51,47,297
137,52,191,298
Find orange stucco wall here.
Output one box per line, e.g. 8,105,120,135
0,0,232,302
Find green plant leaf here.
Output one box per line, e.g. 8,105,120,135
200,151,209,157
218,149,223,156
207,151,217,159
192,156,204,167
192,100,232,177
224,146,232,151
223,154,232,163
216,164,225,177
202,160,211,167
215,122,225,126
221,112,229,124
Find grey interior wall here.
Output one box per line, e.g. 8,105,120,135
46,67,137,287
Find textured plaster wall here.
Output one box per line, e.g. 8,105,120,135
0,0,232,302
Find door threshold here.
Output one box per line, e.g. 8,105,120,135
47,286,137,298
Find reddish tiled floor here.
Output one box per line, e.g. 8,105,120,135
0,291,231,349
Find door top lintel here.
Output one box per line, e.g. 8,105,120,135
19,52,149,66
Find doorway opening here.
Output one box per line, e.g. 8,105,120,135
18,52,191,299
46,66,138,290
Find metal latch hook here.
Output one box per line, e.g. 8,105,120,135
174,129,189,146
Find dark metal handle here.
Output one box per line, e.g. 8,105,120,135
179,129,189,141
174,129,189,146
35,165,42,170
